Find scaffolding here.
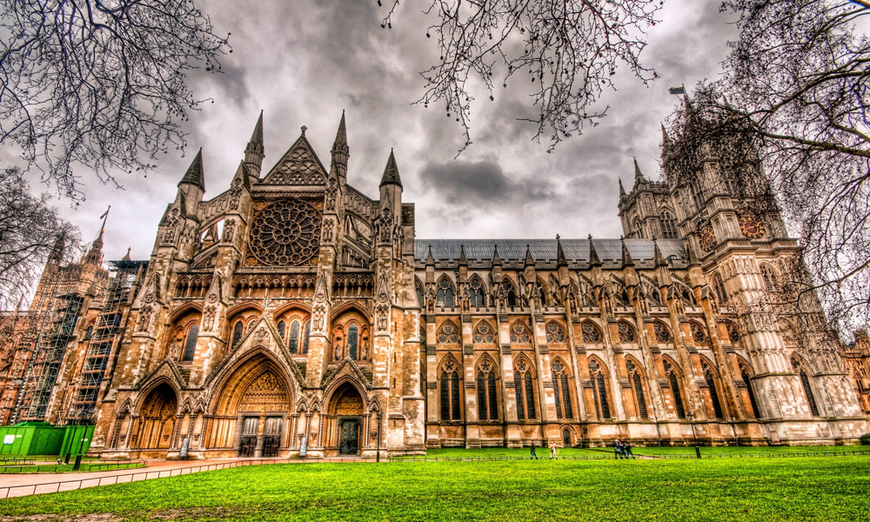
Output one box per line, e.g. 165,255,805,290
69,261,143,421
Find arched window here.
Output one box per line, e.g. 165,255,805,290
468,277,485,308
509,322,531,343
551,359,573,419
182,324,199,362
477,359,499,421
436,278,454,308
741,364,760,418
581,321,601,344
626,359,649,419
505,283,518,307
761,265,779,292
437,321,460,344
654,321,671,344
545,322,565,343
588,358,610,419
690,180,704,210
85,325,94,340
660,210,678,239
440,359,461,421
664,359,686,419
617,321,636,344
288,321,300,354
514,358,536,420
347,325,359,360
690,322,707,345
712,274,727,304
231,321,244,349
792,358,819,416
302,321,310,354
277,320,286,341
703,362,724,419
472,322,495,344
727,322,741,344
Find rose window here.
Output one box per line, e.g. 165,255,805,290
248,199,321,266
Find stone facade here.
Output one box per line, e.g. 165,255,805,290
1,111,868,458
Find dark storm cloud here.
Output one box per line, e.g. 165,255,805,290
42,0,745,258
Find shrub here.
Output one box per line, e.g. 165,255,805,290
859,433,870,445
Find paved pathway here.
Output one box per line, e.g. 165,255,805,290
0,457,376,499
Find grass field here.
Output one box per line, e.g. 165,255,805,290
1,454,868,521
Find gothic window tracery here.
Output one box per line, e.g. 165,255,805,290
581,321,601,344
437,322,460,344
625,359,649,419
288,320,301,354
468,277,486,308
545,322,565,343
664,359,687,419
654,321,672,344
551,359,573,419
513,358,536,420
277,320,286,341
761,264,780,292
476,358,499,421
510,322,531,343
660,210,678,239
440,359,461,421
472,322,495,344
617,321,636,344
504,282,518,307
436,277,454,308
712,274,727,304
792,357,820,416
247,199,321,266
726,322,741,344
588,358,611,419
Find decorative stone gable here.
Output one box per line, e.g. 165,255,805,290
262,138,326,185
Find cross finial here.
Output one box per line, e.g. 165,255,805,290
301,125,307,136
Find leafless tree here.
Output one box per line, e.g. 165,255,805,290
0,0,231,199
0,168,82,310
379,0,662,153
667,0,870,337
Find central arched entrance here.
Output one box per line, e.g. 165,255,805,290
135,383,178,450
328,382,365,455
210,354,293,457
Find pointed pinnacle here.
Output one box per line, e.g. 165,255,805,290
250,110,264,148
491,244,502,266
459,244,468,265
634,157,645,182
178,148,205,191
661,123,672,145
380,148,402,187
524,244,535,267
425,245,435,265
589,238,602,267
122,247,131,261
618,177,626,197
622,240,635,267
557,235,568,267
333,110,347,149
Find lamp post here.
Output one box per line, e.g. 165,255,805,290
686,413,701,459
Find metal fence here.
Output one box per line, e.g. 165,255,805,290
0,460,144,474
0,457,374,499
388,449,870,462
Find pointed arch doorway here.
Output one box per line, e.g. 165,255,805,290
328,382,365,455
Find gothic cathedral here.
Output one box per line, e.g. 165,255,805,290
1,111,868,458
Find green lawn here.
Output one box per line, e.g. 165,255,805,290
1,456,869,521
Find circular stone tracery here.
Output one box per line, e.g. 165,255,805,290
248,199,321,266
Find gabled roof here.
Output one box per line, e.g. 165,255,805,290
261,129,328,186
178,148,205,190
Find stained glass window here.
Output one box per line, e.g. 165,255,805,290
581,322,601,343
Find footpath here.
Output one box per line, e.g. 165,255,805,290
0,456,373,499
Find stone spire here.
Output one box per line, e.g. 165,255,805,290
588,236,602,267
634,157,645,184
178,148,205,191
618,178,626,197
425,245,435,266
83,226,105,266
244,110,265,179
524,245,535,267
556,235,568,267
491,244,502,266
459,244,468,266
380,149,403,188
121,247,132,261
47,230,67,265
330,111,349,179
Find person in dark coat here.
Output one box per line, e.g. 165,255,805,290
613,439,623,459
530,443,539,460
624,440,636,459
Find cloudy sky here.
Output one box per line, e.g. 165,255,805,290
41,0,739,262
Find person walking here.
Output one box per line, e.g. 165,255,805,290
549,441,558,459
530,443,538,460
613,439,623,459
